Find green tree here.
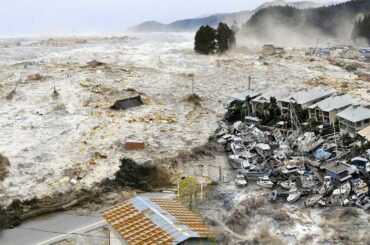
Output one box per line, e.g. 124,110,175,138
194,25,217,54
352,15,370,44
179,176,200,210
216,23,236,53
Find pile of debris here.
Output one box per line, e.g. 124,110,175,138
216,120,370,210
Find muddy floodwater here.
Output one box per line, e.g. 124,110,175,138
0,33,369,204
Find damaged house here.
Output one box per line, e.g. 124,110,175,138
324,162,356,185
229,90,261,103
308,94,364,124
251,90,290,114
278,87,336,112
262,44,284,56
359,47,370,62
337,105,370,137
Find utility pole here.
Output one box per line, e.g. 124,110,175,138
219,166,222,185
192,78,194,95
333,121,338,166
248,75,251,90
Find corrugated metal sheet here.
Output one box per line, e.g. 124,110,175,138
337,105,370,123
102,197,212,245
280,87,336,105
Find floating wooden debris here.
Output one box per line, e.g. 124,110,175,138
5,84,18,100
27,73,42,81
111,95,144,110
124,140,145,150
86,60,105,68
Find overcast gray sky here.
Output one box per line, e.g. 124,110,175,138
0,0,343,36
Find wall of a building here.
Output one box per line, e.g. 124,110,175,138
110,230,127,245
179,238,215,245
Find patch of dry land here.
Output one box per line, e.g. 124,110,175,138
0,33,369,204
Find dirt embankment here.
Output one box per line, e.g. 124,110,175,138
0,142,219,230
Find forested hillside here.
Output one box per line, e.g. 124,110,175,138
243,0,370,43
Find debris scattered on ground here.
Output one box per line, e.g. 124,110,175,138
215,103,370,210
184,93,202,104
5,84,17,100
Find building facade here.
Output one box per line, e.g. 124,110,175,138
278,88,336,111
308,95,363,124
337,105,370,137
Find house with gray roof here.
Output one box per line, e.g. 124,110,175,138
251,90,290,114
308,94,364,124
229,90,261,102
278,87,336,111
336,105,370,137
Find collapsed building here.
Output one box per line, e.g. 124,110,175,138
359,47,370,62
216,87,370,209
262,45,284,56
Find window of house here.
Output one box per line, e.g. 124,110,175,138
365,119,370,124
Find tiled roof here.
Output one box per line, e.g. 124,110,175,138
102,197,212,245
152,199,212,238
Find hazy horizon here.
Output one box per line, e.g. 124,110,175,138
0,0,345,37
